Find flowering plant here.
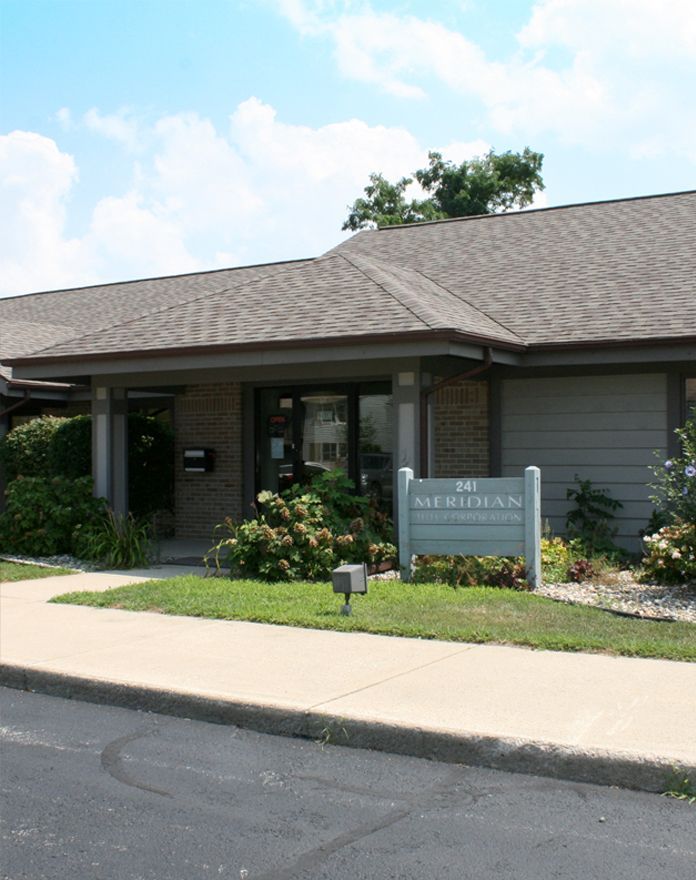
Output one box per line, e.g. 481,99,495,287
649,416,696,525
642,522,696,585
206,472,395,581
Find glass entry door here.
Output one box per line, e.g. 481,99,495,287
255,383,393,510
256,387,350,495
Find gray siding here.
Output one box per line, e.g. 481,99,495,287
500,374,668,551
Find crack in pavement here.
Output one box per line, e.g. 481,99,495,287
250,767,467,879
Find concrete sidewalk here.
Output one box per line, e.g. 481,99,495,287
2,568,695,793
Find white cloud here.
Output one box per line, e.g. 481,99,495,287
83,107,141,151
0,99,452,295
55,107,73,131
519,0,696,60
0,130,200,295
273,0,696,158
0,131,88,294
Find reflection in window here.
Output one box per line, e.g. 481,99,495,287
301,393,348,472
687,378,696,417
359,392,393,512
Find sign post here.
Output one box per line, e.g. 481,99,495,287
398,466,542,587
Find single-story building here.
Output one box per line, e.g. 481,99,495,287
2,190,695,551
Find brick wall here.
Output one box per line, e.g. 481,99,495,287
174,382,243,539
433,379,489,477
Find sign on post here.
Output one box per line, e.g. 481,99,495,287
398,467,542,587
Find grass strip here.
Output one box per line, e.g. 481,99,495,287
51,575,696,662
0,561,74,582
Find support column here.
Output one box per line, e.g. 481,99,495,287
92,386,128,514
0,411,8,512
392,366,422,476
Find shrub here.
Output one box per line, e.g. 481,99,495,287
642,522,696,586
51,414,92,478
0,476,105,556
566,476,623,556
73,510,151,568
650,416,696,525
0,416,63,480
567,558,595,582
208,472,396,581
413,555,529,590
0,412,174,517
540,536,573,582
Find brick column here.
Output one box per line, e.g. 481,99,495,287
174,383,243,540
433,379,489,477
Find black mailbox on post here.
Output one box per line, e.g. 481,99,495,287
183,448,215,472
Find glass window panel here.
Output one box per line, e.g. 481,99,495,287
359,392,393,512
686,378,696,417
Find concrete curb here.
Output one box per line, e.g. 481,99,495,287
1,663,690,794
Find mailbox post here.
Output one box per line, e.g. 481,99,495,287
331,563,368,615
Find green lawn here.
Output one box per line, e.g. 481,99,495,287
51,575,696,662
0,560,74,582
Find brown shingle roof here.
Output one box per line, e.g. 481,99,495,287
330,191,696,347
3,190,695,374
0,259,311,380
11,254,524,363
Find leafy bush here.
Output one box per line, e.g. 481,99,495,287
413,555,529,590
642,522,696,586
51,415,92,478
73,510,151,568
0,412,174,516
540,536,596,583
540,536,573,582
0,476,105,556
566,476,623,556
0,416,63,480
567,558,595,582
208,471,395,581
413,537,604,589
650,416,696,525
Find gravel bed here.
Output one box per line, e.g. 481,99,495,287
374,568,695,623
534,571,696,623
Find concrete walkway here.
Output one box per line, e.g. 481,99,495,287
2,567,695,793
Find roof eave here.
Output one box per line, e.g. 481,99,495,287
6,327,527,369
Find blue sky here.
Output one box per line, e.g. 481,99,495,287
1,0,695,296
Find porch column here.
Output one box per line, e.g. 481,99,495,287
392,367,422,477
92,386,128,515
0,411,8,512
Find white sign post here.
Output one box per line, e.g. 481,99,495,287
398,466,542,587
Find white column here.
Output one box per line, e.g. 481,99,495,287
392,368,421,475
92,386,128,514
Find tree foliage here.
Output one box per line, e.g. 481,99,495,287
343,147,544,231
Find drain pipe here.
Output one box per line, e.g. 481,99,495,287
419,347,493,477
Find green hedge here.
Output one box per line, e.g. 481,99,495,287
0,476,105,556
0,413,174,517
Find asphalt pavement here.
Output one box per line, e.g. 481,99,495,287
1,567,696,794
2,688,695,880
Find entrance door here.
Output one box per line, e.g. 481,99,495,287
256,387,350,495
255,383,393,508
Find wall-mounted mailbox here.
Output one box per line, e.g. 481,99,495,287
183,448,215,473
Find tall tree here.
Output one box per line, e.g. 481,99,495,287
343,147,544,231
